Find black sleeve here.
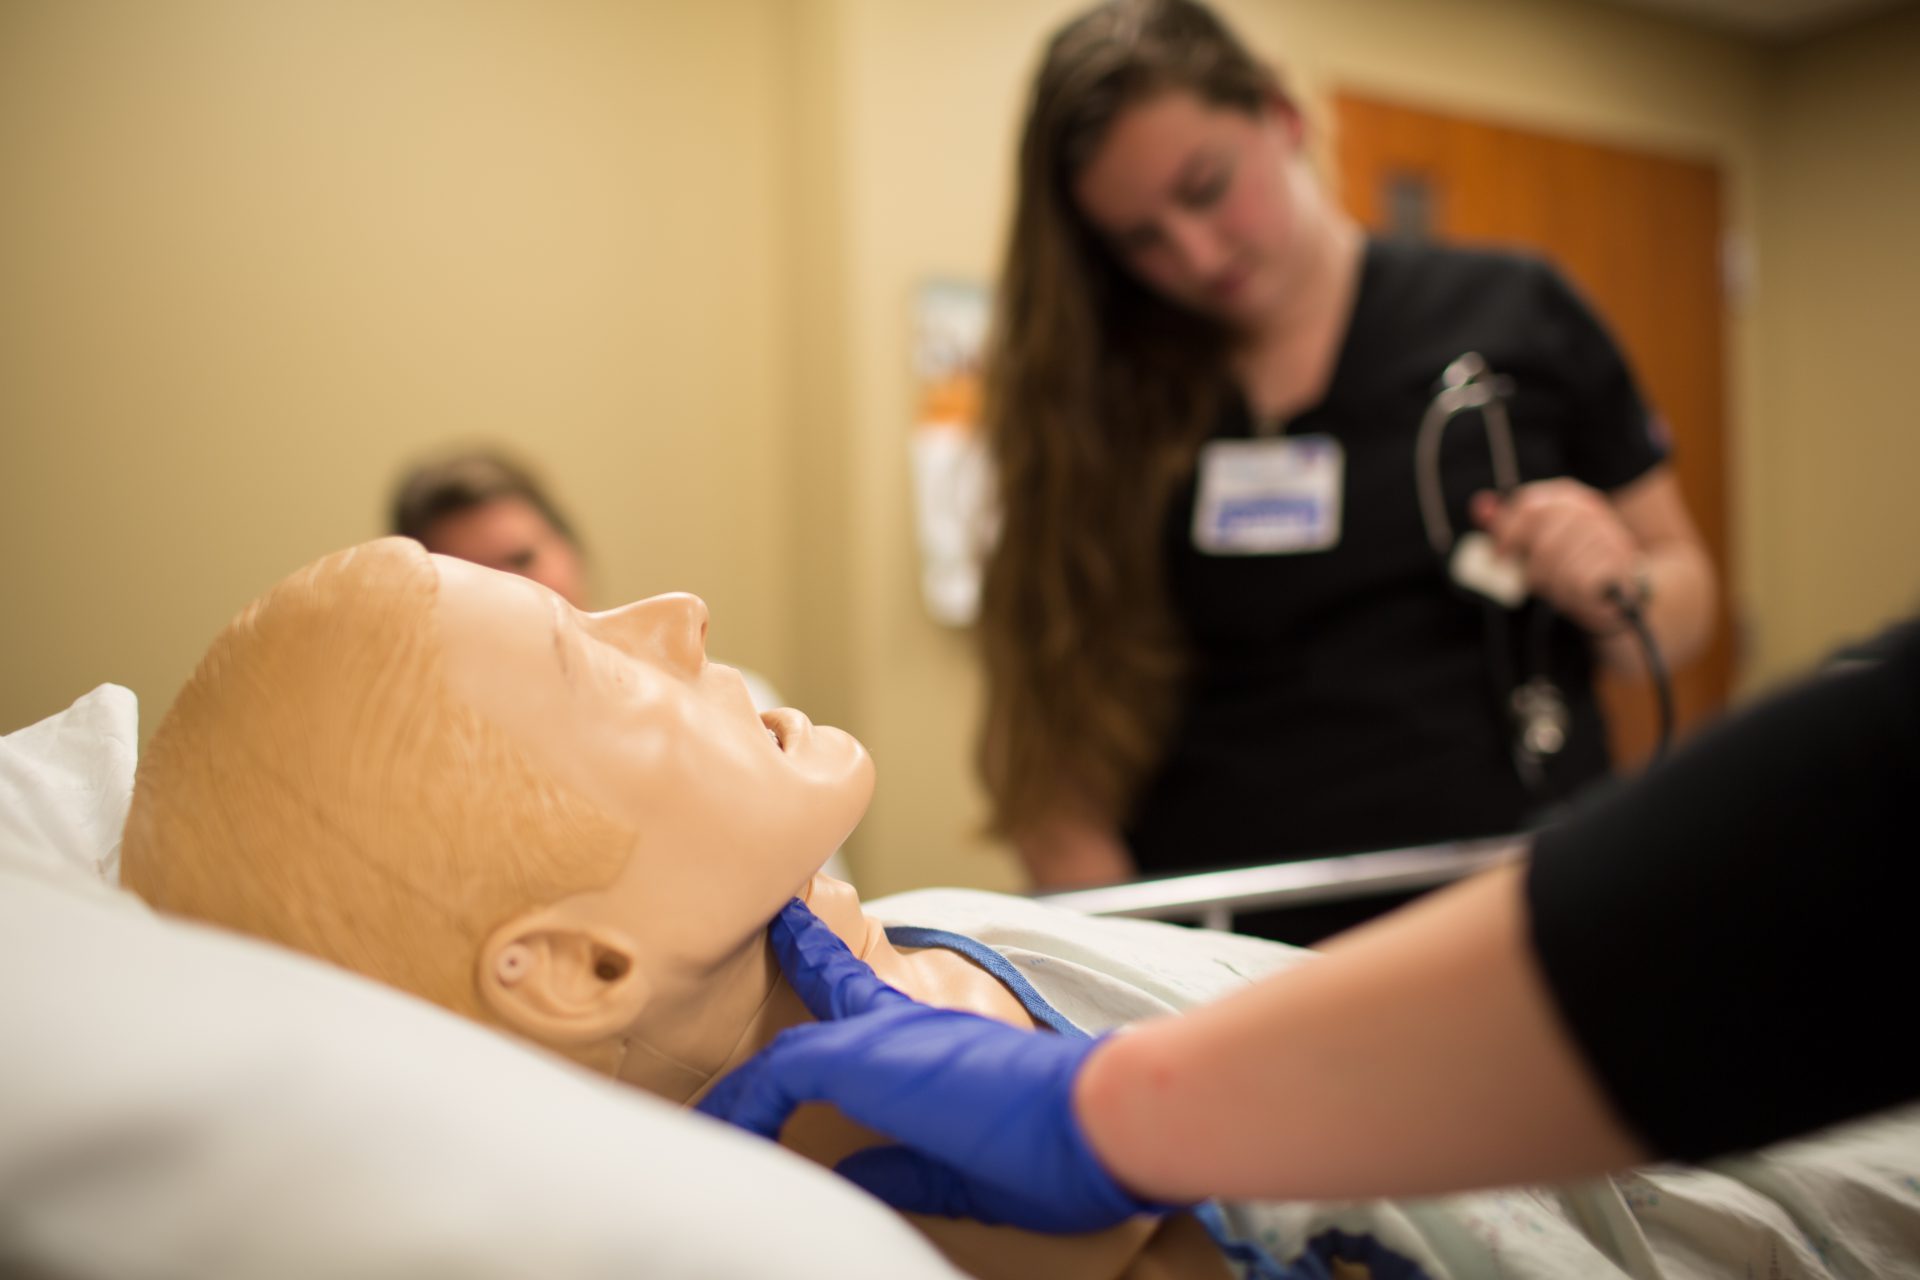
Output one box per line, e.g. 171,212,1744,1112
1525,618,1920,1161
1531,261,1669,493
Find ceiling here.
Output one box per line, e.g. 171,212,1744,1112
1591,0,1916,40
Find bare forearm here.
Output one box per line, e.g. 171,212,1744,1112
1595,541,1716,677
1073,864,1645,1203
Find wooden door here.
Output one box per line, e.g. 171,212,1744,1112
1333,92,1735,769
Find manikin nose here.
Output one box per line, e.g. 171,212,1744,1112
590,592,709,675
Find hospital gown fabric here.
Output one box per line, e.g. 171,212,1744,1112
867,888,1920,1279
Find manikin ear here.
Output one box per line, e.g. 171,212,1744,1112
476,907,651,1049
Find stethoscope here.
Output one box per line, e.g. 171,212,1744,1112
1415,353,1673,790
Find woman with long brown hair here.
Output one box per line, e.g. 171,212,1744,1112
977,0,1716,914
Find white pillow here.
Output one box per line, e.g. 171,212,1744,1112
0,691,962,1280
0,683,138,899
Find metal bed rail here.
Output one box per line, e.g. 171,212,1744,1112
1033,836,1524,931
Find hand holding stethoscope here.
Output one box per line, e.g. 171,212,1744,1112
1418,352,1673,776
1469,480,1649,637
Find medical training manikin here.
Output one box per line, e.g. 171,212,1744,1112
120,537,1234,1280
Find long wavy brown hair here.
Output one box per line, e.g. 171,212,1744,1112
978,0,1284,839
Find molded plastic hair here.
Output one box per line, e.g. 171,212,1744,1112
121,537,631,1024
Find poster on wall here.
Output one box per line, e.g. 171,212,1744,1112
909,279,997,627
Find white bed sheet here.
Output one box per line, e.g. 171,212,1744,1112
10,684,1919,1279
0,686,962,1280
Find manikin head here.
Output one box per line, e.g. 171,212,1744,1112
122,538,872,1075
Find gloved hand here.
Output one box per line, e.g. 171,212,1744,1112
695,898,1179,1233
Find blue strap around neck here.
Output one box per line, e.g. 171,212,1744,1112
883,924,1302,1280
883,925,1082,1036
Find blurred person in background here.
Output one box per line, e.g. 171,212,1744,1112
391,448,592,608
975,0,1717,937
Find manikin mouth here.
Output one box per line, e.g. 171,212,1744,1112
760,706,810,754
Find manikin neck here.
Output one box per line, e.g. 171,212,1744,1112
615,879,1216,1277
609,872,1014,1107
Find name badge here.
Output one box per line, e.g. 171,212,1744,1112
1191,435,1345,555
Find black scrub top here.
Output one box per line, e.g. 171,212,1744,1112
1529,619,1920,1160
1125,239,1668,877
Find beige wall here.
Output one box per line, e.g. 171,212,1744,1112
4,1,1912,898
1750,6,1920,682
0,0,797,736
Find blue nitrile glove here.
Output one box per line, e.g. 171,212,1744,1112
695,898,1178,1233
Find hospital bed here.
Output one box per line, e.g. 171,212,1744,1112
1037,836,1519,931
9,685,1920,1280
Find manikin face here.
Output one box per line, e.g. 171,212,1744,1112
422,495,590,608
432,555,874,956
1072,89,1309,328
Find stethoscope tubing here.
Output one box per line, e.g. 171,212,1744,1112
1417,351,1675,779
